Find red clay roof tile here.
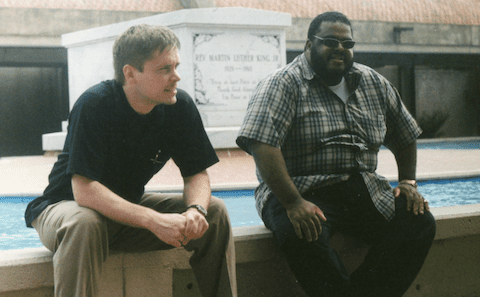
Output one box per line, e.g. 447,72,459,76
0,0,183,12
1,0,478,25
214,0,480,25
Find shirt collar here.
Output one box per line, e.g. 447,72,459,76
298,53,316,81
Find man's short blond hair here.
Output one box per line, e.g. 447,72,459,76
113,24,181,85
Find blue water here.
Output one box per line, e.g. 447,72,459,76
220,177,480,227
416,140,480,150
379,139,480,150
2,177,479,250
0,202,42,250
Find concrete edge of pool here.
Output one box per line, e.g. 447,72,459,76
1,202,480,296
1,163,480,297
4,168,480,197
147,168,480,193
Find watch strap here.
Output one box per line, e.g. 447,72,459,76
186,204,208,217
399,179,418,189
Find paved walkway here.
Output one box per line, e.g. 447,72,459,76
1,142,480,196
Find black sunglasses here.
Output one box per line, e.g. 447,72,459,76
312,36,355,49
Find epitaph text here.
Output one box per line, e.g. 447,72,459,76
193,33,282,111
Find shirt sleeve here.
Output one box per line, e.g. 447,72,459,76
236,71,298,154
383,81,422,154
169,91,219,178
65,92,109,182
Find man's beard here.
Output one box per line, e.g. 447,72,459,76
310,49,353,82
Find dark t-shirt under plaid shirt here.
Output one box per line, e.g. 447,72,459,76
236,53,421,221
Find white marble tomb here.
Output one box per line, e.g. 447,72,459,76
43,7,291,150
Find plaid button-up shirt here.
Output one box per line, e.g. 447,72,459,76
237,53,421,221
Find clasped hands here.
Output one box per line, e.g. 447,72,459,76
150,209,209,248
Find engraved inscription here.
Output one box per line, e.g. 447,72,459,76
193,33,282,110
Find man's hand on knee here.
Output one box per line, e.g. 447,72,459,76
393,181,430,215
286,199,327,242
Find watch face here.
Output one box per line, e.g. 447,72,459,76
189,205,207,217
197,205,207,217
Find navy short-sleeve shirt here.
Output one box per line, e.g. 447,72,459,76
25,80,218,227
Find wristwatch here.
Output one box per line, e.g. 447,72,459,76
399,179,418,189
186,204,208,217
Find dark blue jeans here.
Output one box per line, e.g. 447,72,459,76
262,173,436,297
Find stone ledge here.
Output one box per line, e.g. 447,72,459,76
1,203,480,296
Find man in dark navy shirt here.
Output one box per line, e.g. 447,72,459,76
25,24,237,297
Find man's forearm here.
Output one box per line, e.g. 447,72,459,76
249,141,303,208
394,140,418,181
250,141,327,241
183,170,211,210
71,174,158,229
72,174,192,247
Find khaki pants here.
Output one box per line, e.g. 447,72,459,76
32,193,237,297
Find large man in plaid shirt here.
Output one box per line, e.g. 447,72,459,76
237,11,436,297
